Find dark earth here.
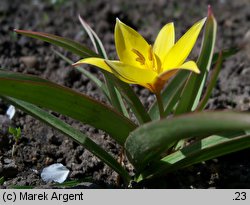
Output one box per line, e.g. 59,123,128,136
0,0,250,188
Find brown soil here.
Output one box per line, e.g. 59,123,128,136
0,0,250,188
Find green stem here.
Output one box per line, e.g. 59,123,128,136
155,93,165,119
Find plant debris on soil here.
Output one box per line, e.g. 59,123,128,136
0,0,250,188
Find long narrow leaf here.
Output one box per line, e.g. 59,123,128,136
78,16,98,54
138,132,250,181
0,70,136,145
212,47,239,64
16,27,111,101
163,82,186,116
114,78,151,124
175,7,217,114
15,29,98,58
196,52,223,110
78,15,108,59
15,28,111,102
105,73,130,117
2,96,131,184
78,17,150,123
125,111,250,170
78,16,129,117
16,22,148,124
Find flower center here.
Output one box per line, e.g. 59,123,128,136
131,48,145,65
132,46,157,72
148,46,156,70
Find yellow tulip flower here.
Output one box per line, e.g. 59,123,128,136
73,18,206,94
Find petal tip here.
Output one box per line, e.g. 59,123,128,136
115,18,123,31
116,18,122,25
195,69,201,74
199,17,207,26
168,22,174,29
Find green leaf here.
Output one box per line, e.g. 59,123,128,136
55,178,93,187
8,127,17,135
149,71,189,120
14,29,98,58
79,18,150,124
78,15,108,59
125,111,250,170
16,22,147,124
104,72,130,117
15,27,111,102
138,132,250,181
0,176,4,185
8,126,21,141
2,96,131,184
212,47,239,64
104,61,151,124
79,15,99,54
114,78,151,124
196,52,223,110
0,70,136,145
175,8,217,114
78,16,129,117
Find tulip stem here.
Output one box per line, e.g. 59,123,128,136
156,93,165,119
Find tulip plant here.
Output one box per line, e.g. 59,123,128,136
0,6,249,186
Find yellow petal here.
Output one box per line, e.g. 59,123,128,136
158,60,200,83
115,19,151,68
105,60,157,87
73,57,112,73
153,22,175,63
178,61,200,73
163,18,206,70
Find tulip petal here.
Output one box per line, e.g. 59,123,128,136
41,163,69,183
115,19,151,69
178,60,200,73
105,60,157,88
73,57,113,73
159,61,200,82
163,18,206,70
153,22,175,63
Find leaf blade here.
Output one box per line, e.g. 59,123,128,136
1,96,131,184
77,16,130,117
114,78,151,124
174,8,217,114
196,52,223,110
0,70,136,145
14,29,98,58
125,111,250,170
139,132,250,181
